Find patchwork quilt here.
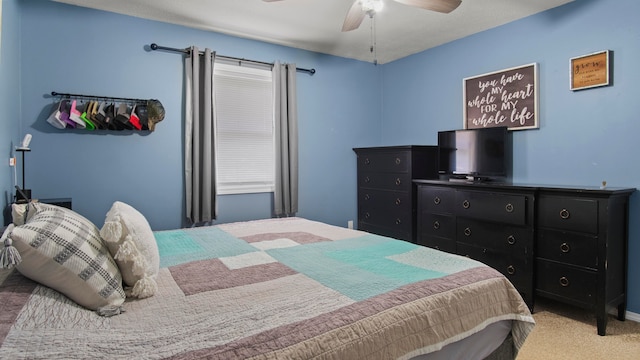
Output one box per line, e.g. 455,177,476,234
0,217,534,359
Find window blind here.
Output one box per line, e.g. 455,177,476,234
214,63,275,194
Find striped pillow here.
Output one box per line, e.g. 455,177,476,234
9,203,125,313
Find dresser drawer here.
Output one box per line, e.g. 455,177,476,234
536,259,597,306
419,213,455,240
359,172,412,191
417,235,456,253
359,189,411,212
456,218,532,255
537,229,598,269
358,208,411,234
357,150,410,173
457,243,531,291
359,222,411,242
538,195,598,234
419,186,456,214
455,190,528,225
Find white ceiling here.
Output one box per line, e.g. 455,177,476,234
53,0,574,64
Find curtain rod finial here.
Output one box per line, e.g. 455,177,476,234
150,43,158,50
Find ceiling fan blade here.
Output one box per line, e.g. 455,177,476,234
342,0,367,32
392,0,462,14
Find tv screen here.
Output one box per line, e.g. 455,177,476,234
437,127,509,180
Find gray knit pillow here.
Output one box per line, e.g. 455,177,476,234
9,203,126,313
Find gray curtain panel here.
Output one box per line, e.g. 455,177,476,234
185,47,217,224
273,61,299,216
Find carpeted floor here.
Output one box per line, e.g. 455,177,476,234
517,298,640,359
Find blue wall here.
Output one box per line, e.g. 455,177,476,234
12,0,381,231
3,0,640,313
382,0,640,313
0,0,21,210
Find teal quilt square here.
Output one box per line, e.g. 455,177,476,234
156,228,258,267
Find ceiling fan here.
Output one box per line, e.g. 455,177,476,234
263,0,462,32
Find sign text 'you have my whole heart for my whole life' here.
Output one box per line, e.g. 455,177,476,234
464,64,537,130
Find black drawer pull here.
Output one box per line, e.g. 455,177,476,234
364,176,370,183
464,227,472,236
507,235,516,245
560,242,571,253
505,203,514,213
433,196,441,205
462,200,470,209
559,208,570,219
559,276,570,287
395,178,402,186
395,198,402,205
395,218,402,225
364,194,370,201
507,265,516,275
395,157,401,165
364,212,371,219
433,221,440,230
364,158,370,165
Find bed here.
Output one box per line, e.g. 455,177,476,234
0,202,534,359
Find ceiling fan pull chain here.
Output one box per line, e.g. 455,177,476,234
370,15,378,65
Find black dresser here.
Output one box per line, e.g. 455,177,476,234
416,181,536,309
354,146,437,242
415,180,634,335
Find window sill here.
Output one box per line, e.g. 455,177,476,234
217,187,274,196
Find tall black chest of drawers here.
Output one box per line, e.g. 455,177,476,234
354,146,438,242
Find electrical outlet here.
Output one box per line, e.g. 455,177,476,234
9,157,16,167
347,220,354,229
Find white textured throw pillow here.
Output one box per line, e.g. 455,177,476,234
100,201,160,299
8,203,126,313
10,202,32,225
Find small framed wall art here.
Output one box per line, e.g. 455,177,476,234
463,63,538,131
570,50,611,91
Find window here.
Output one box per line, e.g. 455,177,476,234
214,62,275,195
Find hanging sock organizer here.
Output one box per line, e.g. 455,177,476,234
48,91,165,131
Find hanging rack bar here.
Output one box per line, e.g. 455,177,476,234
51,91,148,103
149,43,316,75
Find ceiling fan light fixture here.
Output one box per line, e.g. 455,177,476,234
360,0,384,14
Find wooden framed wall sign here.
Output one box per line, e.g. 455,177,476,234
463,63,538,131
570,50,611,91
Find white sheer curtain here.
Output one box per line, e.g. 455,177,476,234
184,47,217,224
273,61,298,217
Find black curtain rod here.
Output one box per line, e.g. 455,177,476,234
51,92,147,103
149,43,316,75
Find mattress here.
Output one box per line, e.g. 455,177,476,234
0,217,534,359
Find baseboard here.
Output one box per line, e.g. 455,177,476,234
626,310,640,323
606,308,640,322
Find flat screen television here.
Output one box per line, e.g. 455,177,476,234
437,127,511,181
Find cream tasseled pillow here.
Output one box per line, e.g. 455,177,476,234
100,201,160,299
